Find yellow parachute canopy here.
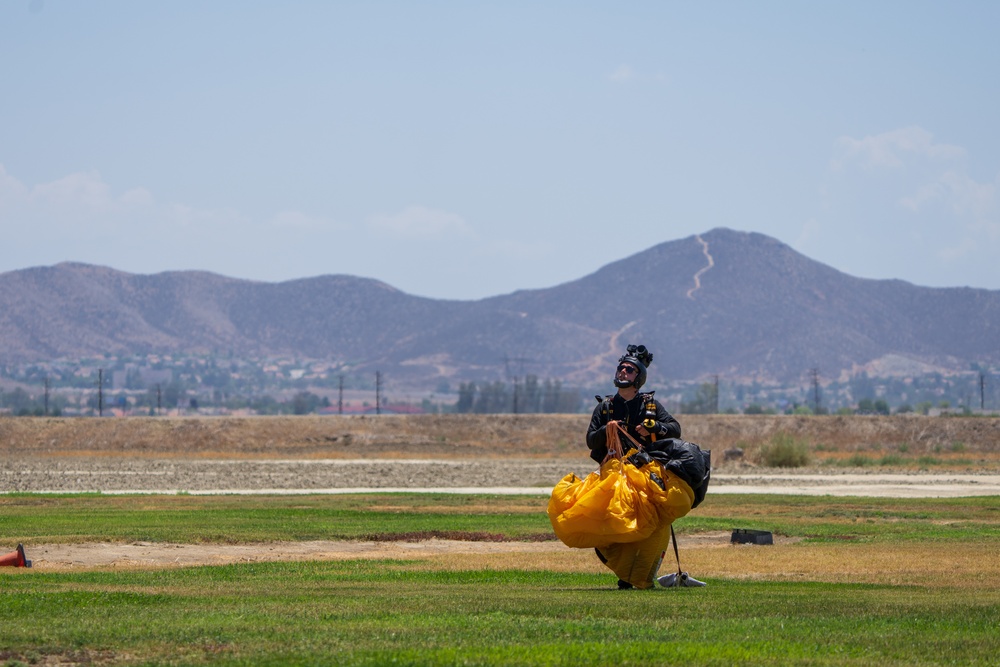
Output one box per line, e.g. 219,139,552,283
547,421,695,589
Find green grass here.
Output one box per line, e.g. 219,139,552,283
824,452,986,469
3,492,1000,665
0,493,553,544
2,562,998,665
4,493,1000,545
689,494,1000,543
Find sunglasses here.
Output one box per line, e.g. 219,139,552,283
617,365,638,375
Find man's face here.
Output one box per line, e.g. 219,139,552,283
617,363,638,383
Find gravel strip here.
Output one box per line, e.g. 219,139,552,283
0,457,595,493
4,457,1000,497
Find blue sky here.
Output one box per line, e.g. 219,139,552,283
2,1,998,299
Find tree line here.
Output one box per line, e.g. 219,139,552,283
454,376,583,414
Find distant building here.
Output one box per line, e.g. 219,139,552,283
111,367,172,390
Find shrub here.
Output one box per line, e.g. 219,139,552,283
843,454,874,467
760,432,811,468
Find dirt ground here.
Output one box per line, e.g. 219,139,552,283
4,414,999,571
24,531,756,572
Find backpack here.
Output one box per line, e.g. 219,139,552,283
645,438,712,509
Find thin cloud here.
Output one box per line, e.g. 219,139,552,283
0,163,246,236
0,165,151,216
367,205,471,238
609,64,636,82
795,218,822,248
170,203,246,229
0,164,29,200
833,126,965,170
829,127,996,235
819,128,999,285
269,210,345,230
608,64,668,84
900,170,997,218
30,170,116,210
478,237,551,261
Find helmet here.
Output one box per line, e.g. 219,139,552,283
614,344,653,390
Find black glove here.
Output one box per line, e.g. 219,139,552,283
627,450,653,468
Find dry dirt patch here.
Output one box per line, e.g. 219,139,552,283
25,533,991,589
25,531,744,571
26,539,568,571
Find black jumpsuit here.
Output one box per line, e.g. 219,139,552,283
586,392,681,463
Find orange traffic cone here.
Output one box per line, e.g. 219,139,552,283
0,544,31,567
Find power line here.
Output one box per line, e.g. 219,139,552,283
501,354,533,381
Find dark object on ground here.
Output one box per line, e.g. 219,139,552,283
731,529,773,545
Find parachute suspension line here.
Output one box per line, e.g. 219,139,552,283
604,421,625,462
602,420,645,464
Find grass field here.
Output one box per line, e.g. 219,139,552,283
2,493,1000,666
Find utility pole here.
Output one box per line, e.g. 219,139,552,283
810,368,821,413
44,377,50,416
156,384,162,415
512,377,519,414
97,369,104,417
375,371,382,415
981,373,986,411
502,354,532,382
338,375,344,415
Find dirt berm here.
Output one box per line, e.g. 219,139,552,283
2,413,998,459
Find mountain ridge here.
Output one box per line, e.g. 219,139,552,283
2,228,997,388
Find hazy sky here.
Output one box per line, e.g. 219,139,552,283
2,1,998,299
